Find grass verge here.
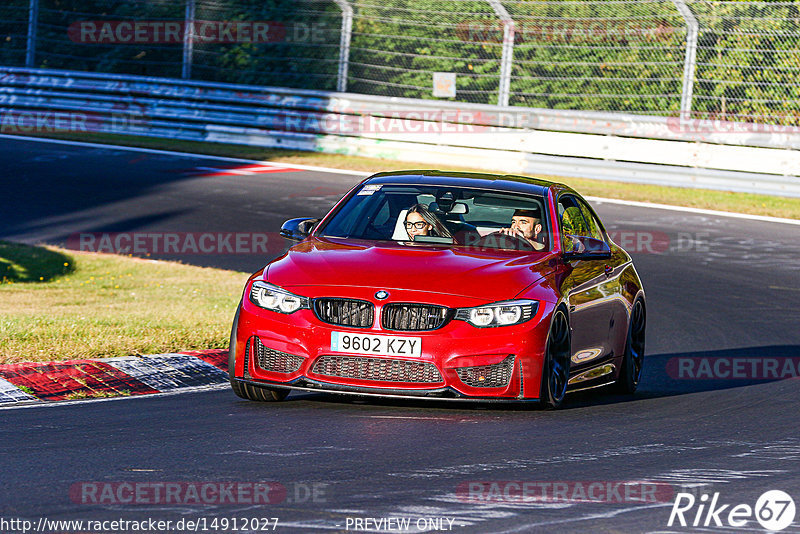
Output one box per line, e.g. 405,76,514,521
0,241,247,364
10,131,800,220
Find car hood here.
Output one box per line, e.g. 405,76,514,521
264,237,556,301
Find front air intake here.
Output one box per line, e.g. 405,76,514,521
381,303,451,331
313,298,374,328
312,355,443,383
252,337,304,374
456,356,515,388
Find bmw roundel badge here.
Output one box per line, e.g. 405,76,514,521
375,290,389,300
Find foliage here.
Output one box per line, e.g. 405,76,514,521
1,0,799,122
0,0,30,66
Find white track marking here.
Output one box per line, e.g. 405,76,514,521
105,354,227,391
0,383,230,411
586,196,800,226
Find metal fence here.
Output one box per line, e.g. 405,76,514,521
2,0,800,124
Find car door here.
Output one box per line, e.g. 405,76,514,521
577,197,632,365
558,195,615,369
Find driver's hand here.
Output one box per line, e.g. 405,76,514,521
499,227,522,238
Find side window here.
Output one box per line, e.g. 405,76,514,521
558,195,592,251
577,199,604,241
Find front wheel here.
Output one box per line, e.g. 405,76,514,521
540,308,571,409
614,299,646,394
228,305,289,402
231,380,290,402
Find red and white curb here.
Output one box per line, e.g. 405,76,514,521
175,164,305,177
0,349,228,404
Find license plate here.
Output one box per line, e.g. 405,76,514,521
330,332,422,357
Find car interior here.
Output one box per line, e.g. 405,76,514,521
322,185,550,251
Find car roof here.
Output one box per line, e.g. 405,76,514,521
365,170,571,197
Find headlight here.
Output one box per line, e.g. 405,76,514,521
455,300,538,328
249,281,310,314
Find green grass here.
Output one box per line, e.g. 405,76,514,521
13,130,800,220
0,242,75,283
0,241,248,363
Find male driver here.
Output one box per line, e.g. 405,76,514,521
498,209,545,250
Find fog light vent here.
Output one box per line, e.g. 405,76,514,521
456,356,515,388
253,337,304,374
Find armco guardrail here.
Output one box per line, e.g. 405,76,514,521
1,67,799,197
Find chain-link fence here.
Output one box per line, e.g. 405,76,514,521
36,0,184,78
692,1,800,124
347,1,505,104
3,0,800,124
0,0,29,67
503,1,687,113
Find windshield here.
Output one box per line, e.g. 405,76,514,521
317,184,551,252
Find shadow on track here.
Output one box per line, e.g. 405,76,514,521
0,138,349,271
225,344,800,413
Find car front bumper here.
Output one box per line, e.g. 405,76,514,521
232,288,555,400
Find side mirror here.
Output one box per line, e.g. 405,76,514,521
562,235,612,261
280,218,319,242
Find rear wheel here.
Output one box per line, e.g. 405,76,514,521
614,299,646,394
540,308,571,409
228,305,289,402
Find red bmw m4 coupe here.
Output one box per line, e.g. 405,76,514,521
229,171,646,408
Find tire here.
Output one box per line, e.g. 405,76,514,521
231,380,290,402
540,308,571,409
228,304,289,402
227,305,241,383
614,298,646,394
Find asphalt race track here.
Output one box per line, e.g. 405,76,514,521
1,136,799,533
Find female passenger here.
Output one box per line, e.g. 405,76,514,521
404,204,453,242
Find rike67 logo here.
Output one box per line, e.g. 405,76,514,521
668,490,796,531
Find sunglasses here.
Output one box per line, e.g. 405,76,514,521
404,221,428,230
